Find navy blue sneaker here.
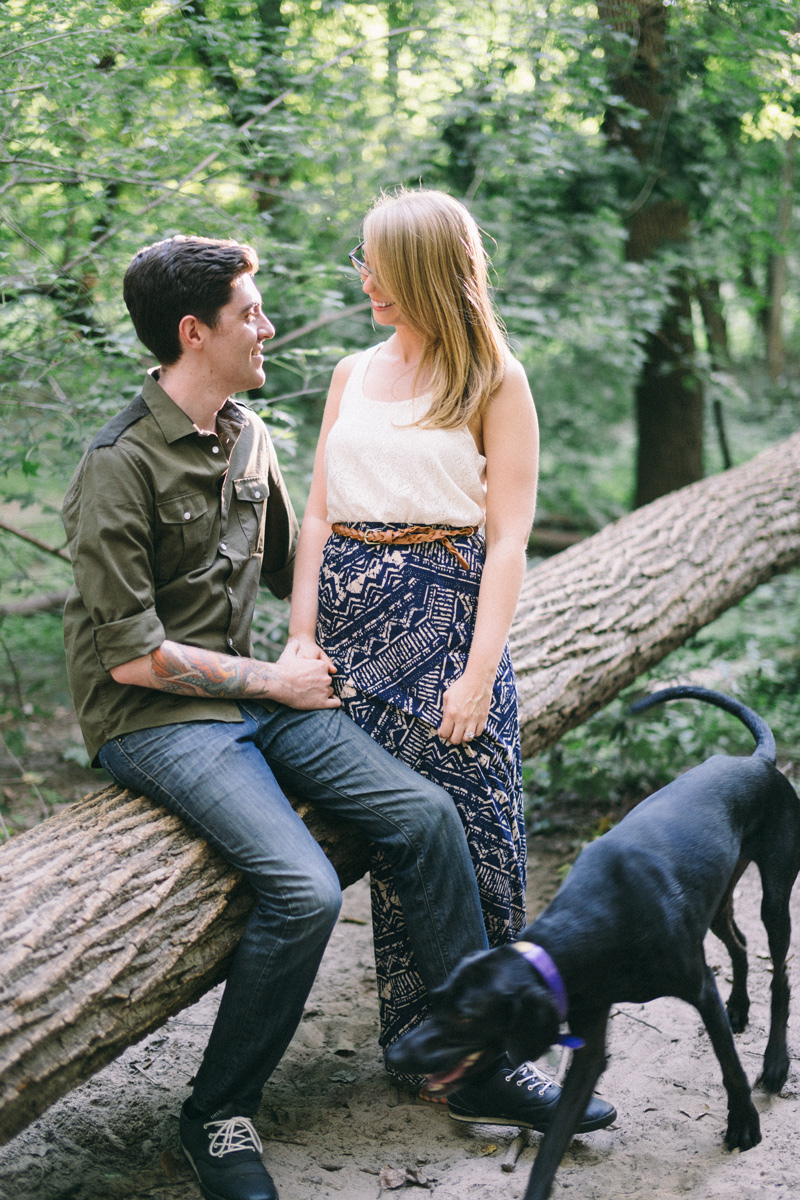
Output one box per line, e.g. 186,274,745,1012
447,1059,616,1133
180,1102,277,1200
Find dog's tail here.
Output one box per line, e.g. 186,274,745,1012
629,685,776,762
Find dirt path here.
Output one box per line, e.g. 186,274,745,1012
2,859,799,1200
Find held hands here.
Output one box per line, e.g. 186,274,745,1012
274,638,340,710
438,671,493,746
291,632,338,670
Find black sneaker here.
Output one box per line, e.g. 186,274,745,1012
447,1059,616,1133
180,1101,278,1200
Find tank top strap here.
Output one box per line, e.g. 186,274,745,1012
340,342,384,412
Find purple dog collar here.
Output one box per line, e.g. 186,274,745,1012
513,941,585,1050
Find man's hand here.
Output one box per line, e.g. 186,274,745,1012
272,639,340,710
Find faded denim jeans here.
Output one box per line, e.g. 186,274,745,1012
99,702,488,1115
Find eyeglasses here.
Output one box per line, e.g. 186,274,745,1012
348,241,372,277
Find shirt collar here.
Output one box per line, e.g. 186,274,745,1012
141,369,247,445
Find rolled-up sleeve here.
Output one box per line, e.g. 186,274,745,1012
93,609,165,671
62,444,165,670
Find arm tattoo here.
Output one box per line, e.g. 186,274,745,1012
150,643,276,699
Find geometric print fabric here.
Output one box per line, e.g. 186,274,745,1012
317,526,527,1081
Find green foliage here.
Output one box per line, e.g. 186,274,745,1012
2,0,799,515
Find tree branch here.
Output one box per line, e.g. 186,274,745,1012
264,302,371,353
0,591,70,618
0,521,71,564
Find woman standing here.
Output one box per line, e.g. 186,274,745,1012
290,184,535,1055
291,190,615,1132
291,191,597,1126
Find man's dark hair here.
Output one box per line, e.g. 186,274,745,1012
123,235,259,366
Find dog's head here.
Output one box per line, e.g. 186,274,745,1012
386,945,562,1095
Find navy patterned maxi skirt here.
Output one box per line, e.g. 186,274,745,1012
316,524,526,1081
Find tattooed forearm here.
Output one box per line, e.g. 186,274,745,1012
150,642,277,699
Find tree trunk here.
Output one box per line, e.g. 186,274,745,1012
633,270,703,507
2,432,800,1144
764,131,797,382
697,278,729,370
597,1,704,504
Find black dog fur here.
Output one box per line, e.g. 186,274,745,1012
387,686,800,1200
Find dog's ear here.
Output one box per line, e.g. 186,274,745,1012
504,960,562,1066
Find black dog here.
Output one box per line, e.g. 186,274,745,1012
388,686,800,1200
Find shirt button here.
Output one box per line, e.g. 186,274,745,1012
228,587,234,595
254,490,261,499
220,542,227,551
228,637,234,647
183,512,191,520
212,446,220,455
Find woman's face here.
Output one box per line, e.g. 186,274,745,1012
359,245,409,330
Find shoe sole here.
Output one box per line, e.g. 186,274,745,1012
447,1107,617,1133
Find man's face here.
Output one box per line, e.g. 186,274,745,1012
202,273,275,395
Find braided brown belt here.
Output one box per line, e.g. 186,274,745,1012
330,522,479,569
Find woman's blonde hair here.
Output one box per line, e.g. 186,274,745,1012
363,189,507,429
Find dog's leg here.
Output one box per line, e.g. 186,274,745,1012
711,861,750,1032
523,1009,610,1200
695,964,761,1150
758,864,796,1093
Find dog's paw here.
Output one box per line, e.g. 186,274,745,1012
759,1052,789,1095
724,1103,761,1152
725,997,750,1034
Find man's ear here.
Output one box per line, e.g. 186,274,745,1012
177,313,207,353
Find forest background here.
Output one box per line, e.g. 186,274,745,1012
2,0,800,847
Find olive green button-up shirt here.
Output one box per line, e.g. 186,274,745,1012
62,371,299,765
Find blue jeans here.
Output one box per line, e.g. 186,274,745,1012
99,702,489,1115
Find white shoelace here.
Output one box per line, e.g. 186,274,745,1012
504,1062,552,1096
204,1116,263,1158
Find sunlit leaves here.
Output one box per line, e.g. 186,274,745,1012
0,0,798,505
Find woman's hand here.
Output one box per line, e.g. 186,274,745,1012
438,671,493,746
288,633,338,672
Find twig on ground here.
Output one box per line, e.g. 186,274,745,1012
611,1007,664,1033
501,1129,530,1172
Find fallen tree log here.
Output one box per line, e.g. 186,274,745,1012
511,429,800,756
2,431,800,1144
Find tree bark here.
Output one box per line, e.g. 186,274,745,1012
2,432,800,1144
597,1,704,504
764,131,797,382
697,278,730,370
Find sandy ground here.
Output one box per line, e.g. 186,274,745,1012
2,857,799,1200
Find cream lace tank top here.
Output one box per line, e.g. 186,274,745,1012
325,343,487,526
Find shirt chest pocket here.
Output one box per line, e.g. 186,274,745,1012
154,492,215,582
233,476,269,556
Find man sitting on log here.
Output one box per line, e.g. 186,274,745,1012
60,235,612,1200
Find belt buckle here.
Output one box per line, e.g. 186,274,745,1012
363,528,381,544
